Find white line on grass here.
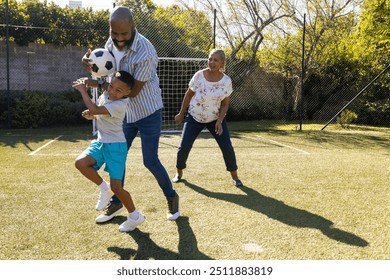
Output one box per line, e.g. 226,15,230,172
30,153,79,157
28,135,63,156
255,135,310,155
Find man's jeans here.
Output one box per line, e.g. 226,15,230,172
111,109,176,204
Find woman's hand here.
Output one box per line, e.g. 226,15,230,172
215,119,223,135
175,112,185,124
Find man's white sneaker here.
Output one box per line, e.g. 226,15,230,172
119,211,145,232
95,188,112,211
95,203,125,223
166,193,180,220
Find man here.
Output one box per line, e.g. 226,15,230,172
83,6,179,223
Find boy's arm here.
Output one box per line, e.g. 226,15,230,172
73,79,109,115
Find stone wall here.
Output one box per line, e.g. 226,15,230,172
1,41,87,92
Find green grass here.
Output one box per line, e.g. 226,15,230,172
0,122,389,260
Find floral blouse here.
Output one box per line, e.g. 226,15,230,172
188,70,233,123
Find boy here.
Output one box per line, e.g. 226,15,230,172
73,71,144,232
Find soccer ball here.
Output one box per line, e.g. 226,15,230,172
88,48,116,78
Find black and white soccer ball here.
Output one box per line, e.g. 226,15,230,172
88,48,116,78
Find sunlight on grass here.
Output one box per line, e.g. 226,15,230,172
0,122,389,260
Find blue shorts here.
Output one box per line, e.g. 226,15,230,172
84,140,127,180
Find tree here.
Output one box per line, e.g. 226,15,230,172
259,0,363,119
353,0,390,68
0,0,109,47
116,0,212,57
155,5,212,56
0,0,29,45
194,1,294,60
351,0,390,126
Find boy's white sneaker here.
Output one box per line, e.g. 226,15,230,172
95,188,111,211
119,211,145,232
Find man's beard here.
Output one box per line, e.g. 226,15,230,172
113,38,132,51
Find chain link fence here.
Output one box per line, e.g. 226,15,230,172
1,1,389,130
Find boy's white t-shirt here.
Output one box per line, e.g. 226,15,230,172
96,92,129,143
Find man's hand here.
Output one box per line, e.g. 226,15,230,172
82,49,93,73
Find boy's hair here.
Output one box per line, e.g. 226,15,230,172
114,71,135,89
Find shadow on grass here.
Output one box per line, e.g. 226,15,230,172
107,216,213,260
183,180,369,248
0,127,93,148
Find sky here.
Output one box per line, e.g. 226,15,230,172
40,0,178,10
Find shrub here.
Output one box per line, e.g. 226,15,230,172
0,90,88,128
12,91,50,128
336,109,358,129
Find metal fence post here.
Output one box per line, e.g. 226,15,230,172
299,13,306,131
6,0,11,128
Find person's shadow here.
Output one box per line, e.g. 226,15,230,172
182,180,368,247
107,216,213,260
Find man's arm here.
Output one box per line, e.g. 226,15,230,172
127,79,145,97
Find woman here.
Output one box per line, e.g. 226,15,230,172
173,49,243,187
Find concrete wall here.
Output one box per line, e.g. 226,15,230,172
1,41,87,92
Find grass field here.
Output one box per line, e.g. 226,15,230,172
0,121,389,260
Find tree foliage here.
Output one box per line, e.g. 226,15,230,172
0,0,109,47
1,0,211,57
1,0,388,125
353,0,390,73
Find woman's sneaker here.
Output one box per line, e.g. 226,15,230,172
233,179,243,187
172,174,182,183
119,211,145,232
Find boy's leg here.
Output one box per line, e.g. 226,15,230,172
109,119,138,205
110,179,135,213
95,132,138,223
75,154,102,185
75,147,111,210
110,177,145,232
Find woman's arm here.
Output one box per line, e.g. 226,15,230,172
175,88,195,124
215,96,230,135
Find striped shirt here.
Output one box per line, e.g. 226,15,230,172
105,30,163,123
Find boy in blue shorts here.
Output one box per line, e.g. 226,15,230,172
73,71,145,232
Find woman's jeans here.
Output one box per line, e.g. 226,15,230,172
176,114,238,171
